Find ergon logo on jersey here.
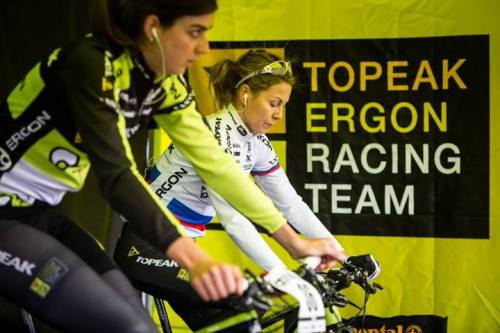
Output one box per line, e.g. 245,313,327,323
5,110,52,151
50,148,79,170
0,249,36,276
0,147,12,171
136,256,179,268
155,167,188,198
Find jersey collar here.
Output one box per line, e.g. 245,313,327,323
227,104,254,142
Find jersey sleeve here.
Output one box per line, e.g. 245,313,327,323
153,75,286,234
250,135,280,177
253,144,343,251
58,43,184,252
206,185,285,272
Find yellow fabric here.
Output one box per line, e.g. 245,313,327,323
155,1,500,331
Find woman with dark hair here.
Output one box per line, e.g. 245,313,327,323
0,1,311,332
114,49,354,332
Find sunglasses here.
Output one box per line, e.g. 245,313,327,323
234,61,292,88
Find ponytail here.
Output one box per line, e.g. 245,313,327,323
209,59,239,110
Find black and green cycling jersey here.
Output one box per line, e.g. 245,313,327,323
0,34,286,251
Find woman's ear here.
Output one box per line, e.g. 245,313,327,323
243,93,248,107
238,84,250,105
143,15,161,42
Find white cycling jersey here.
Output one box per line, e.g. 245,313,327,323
149,104,342,271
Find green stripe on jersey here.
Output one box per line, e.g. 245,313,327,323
7,62,45,120
112,52,133,94
23,129,90,190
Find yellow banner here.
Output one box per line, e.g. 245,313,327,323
154,1,499,332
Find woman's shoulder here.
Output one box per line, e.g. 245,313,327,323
59,35,124,66
204,106,231,126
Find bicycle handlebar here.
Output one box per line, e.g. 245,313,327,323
219,255,383,331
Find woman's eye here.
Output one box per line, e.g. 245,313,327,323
270,101,281,108
189,30,201,38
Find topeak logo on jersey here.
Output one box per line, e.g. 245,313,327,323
5,110,52,151
0,249,36,276
136,256,179,268
155,167,188,198
0,147,12,171
128,246,140,257
168,81,181,100
102,78,113,91
168,143,175,154
50,148,79,170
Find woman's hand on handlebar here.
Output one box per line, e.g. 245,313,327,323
190,259,244,302
296,238,347,271
272,224,347,271
166,237,244,302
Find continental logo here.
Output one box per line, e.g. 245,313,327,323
352,324,423,333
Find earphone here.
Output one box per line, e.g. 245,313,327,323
243,94,248,107
151,27,159,42
146,25,167,105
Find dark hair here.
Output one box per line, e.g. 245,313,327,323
92,0,217,48
209,49,295,110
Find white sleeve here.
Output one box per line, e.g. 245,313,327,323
253,167,344,251
206,186,286,272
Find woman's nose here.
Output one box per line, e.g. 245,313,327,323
197,36,210,55
274,108,283,120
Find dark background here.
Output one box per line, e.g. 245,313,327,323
1,2,148,331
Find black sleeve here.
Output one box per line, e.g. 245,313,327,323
57,41,183,252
